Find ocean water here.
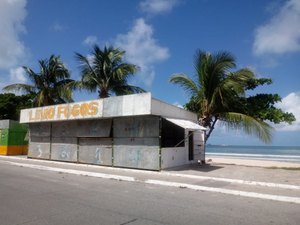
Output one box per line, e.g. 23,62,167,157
206,145,300,163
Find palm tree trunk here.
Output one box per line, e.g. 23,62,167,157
205,117,218,143
99,89,109,98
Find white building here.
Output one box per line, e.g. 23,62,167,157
20,93,206,170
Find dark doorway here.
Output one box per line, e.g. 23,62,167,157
188,131,194,161
161,119,185,148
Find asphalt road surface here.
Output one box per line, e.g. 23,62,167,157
0,161,299,225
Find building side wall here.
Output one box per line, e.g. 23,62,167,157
151,99,197,121
161,129,205,169
193,130,205,162
161,147,186,169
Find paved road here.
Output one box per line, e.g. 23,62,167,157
0,158,299,225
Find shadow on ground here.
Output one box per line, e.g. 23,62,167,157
164,163,223,173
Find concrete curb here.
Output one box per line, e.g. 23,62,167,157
1,159,300,205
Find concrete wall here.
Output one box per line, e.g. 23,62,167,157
28,136,50,159
193,130,205,162
28,123,51,159
27,114,204,170
28,116,161,170
21,93,199,124
113,116,160,170
51,137,78,162
20,93,152,123
77,120,112,137
161,147,186,169
151,98,197,121
103,93,151,118
161,129,205,169
78,138,112,166
114,138,160,170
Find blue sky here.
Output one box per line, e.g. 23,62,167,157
0,0,300,146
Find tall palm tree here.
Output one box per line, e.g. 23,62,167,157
75,45,144,98
3,55,73,107
170,50,273,143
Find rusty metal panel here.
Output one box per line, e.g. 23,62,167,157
28,136,50,159
113,137,160,170
114,116,159,138
51,137,77,162
52,121,78,137
77,119,112,137
29,123,51,137
78,138,112,165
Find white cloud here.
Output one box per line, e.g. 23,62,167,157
139,0,179,15
275,92,300,131
0,67,27,94
173,102,183,108
83,35,98,46
51,22,64,32
0,0,27,69
253,0,300,55
9,67,27,83
115,18,169,86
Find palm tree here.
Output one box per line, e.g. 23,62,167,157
75,45,144,98
170,50,273,143
3,55,74,107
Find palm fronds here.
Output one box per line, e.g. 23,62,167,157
75,44,143,98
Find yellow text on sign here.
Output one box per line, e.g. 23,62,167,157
29,102,99,121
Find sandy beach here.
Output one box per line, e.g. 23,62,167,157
207,156,300,168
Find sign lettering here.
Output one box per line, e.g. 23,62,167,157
28,101,99,122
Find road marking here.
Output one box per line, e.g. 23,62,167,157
145,180,300,204
162,173,300,190
1,161,135,182
1,160,300,204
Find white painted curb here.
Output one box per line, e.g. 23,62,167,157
162,173,300,190
2,161,135,182
145,180,300,205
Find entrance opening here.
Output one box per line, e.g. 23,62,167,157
188,131,194,161
161,119,185,148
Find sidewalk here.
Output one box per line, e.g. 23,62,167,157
1,155,299,186
1,155,300,204
207,156,300,168
0,154,299,186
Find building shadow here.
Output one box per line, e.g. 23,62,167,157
163,163,224,173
